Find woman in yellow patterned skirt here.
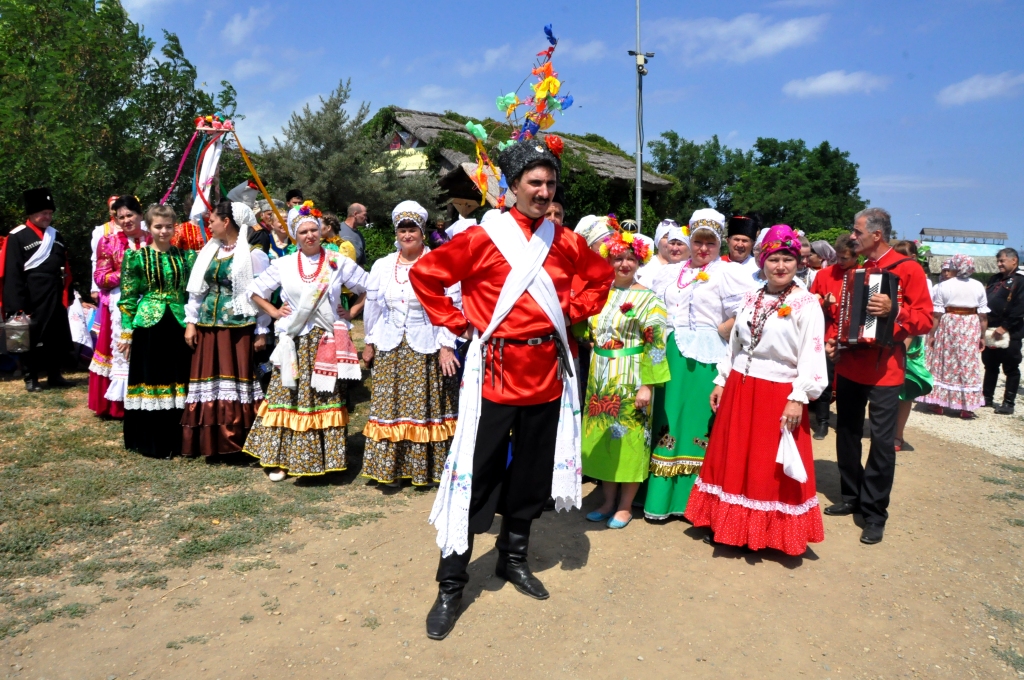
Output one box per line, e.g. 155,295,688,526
361,201,460,488
243,202,368,481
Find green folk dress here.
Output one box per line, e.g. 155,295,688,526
581,287,671,483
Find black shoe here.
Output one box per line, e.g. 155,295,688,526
823,502,858,516
543,496,556,512
984,397,995,408
494,518,549,600
426,538,473,640
47,375,75,388
425,591,463,640
812,420,829,440
995,403,1016,415
24,378,43,393
860,523,884,545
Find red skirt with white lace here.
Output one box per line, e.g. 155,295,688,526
685,372,824,556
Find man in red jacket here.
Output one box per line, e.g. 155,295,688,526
823,208,933,545
410,139,612,640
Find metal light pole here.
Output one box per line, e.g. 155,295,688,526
628,0,654,232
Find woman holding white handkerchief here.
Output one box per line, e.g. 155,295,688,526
685,224,828,556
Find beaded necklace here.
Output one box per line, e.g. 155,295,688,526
675,260,711,291
393,251,421,285
746,282,797,357
298,248,326,283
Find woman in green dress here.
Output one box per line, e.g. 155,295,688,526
582,227,671,529
117,204,196,457
645,209,752,520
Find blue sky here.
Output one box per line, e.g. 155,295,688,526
125,0,1024,247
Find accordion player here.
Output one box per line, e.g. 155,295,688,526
837,267,900,347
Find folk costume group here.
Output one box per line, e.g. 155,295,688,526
5,149,941,640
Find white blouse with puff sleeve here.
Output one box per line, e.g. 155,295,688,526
715,285,829,404
651,258,754,364
363,251,458,354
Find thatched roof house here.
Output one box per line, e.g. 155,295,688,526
385,107,672,213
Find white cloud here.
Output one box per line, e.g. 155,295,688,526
231,58,272,81
406,85,488,118
222,7,266,47
648,13,827,65
783,70,890,97
560,39,607,63
457,45,511,77
860,175,978,192
936,72,1024,107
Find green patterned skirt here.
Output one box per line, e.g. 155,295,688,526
644,339,718,520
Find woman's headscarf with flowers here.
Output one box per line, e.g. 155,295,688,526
287,200,322,241
598,215,652,264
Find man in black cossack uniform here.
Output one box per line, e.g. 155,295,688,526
983,247,1024,414
1,188,74,391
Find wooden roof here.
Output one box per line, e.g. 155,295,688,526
392,107,672,191
920,228,1008,242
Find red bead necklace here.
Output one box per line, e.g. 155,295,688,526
298,248,326,282
393,252,421,284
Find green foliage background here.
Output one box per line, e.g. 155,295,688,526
0,0,239,289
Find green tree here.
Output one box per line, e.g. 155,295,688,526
648,132,751,221
731,138,867,234
0,0,236,289
258,79,440,267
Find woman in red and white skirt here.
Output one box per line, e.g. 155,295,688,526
686,224,828,556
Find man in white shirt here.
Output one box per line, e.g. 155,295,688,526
724,214,760,274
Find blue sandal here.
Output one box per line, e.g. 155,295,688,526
586,510,614,522
607,514,633,529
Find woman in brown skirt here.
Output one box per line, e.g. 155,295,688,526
181,200,270,456
361,200,459,488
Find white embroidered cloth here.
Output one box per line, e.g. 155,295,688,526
429,212,582,557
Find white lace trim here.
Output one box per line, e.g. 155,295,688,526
672,327,728,365
693,477,819,516
184,378,263,404
124,395,187,411
88,360,112,377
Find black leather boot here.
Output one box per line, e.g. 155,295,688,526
812,419,829,440
494,517,549,600
24,376,43,393
426,535,473,640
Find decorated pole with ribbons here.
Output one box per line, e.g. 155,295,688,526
158,114,287,239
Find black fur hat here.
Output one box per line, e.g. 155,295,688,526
23,188,56,215
726,213,760,239
498,139,561,186
553,184,567,210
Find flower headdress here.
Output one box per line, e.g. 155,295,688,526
465,25,575,209
757,224,802,268
598,215,652,264
287,200,322,241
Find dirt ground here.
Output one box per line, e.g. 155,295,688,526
3,408,1024,680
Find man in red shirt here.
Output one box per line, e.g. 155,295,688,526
410,140,612,639
822,208,933,545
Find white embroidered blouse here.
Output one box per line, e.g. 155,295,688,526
363,251,458,354
651,258,754,364
715,285,829,404
248,249,368,337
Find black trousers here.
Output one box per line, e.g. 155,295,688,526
23,309,72,380
835,375,901,526
809,358,836,425
983,340,1023,406
467,397,560,535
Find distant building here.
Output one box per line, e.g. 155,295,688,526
385,108,672,216
919,228,1007,274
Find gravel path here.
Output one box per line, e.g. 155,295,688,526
903,375,1024,460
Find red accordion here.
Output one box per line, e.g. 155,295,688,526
837,267,900,347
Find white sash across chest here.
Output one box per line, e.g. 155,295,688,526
429,212,583,557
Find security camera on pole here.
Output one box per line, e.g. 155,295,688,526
627,0,654,233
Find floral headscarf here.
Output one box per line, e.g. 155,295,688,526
757,224,802,268
948,253,975,279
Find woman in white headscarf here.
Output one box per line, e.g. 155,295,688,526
360,201,460,488
243,201,368,481
644,208,752,520
636,220,689,287
181,200,271,457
